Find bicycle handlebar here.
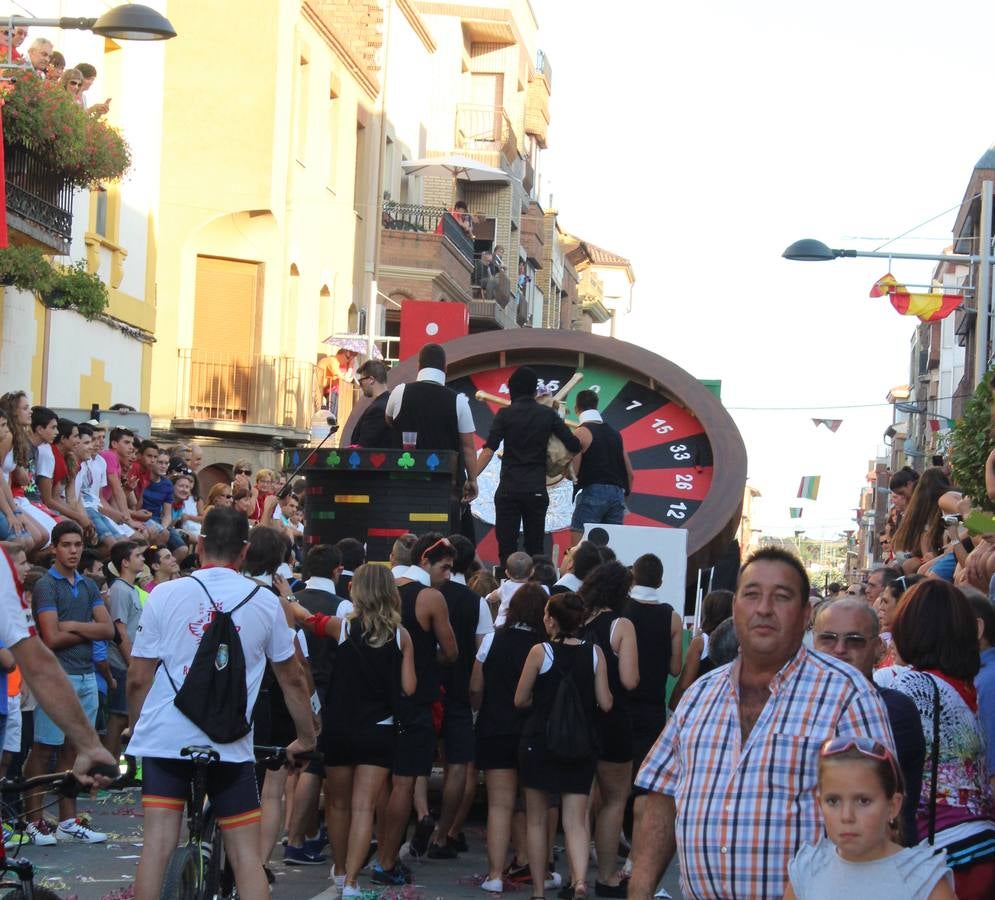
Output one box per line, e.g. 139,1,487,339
253,745,324,770
0,763,123,799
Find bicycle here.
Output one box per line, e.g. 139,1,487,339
160,744,322,900
0,763,120,900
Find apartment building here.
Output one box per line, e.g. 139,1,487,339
377,0,554,339
145,0,386,469
0,1,165,412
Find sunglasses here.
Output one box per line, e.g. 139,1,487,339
235,468,252,475
820,736,899,783
69,80,81,86
814,631,869,651
420,537,453,560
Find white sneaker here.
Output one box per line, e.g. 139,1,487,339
329,865,346,894
545,872,563,889
56,817,107,843
25,819,57,846
341,886,362,899
654,889,673,899
481,877,504,893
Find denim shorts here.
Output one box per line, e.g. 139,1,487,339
0,510,9,540
34,672,98,747
86,507,120,540
571,483,627,531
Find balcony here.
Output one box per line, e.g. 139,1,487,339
4,143,74,254
526,51,552,149
380,203,474,305
469,298,518,331
173,349,320,440
455,104,518,165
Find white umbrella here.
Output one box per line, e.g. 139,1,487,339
322,334,384,360
401,154,511,184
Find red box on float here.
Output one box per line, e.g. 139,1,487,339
399,301,469,361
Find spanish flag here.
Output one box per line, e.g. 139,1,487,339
870,273,962,323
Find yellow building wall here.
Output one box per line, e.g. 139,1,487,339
150,0,373,425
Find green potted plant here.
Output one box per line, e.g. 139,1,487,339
1,71,132,187
0,245,56,290
41,260,109,320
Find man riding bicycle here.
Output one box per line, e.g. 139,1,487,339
126,507,316,900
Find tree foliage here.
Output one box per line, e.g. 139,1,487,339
949,370,995,511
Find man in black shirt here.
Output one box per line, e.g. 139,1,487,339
570,388,634,543
476,367,581,564
352,359,395,448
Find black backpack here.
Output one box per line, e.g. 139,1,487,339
164,576,261,743
545,643,598,762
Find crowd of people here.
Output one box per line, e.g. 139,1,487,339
3,352,995,900
1,26,109,115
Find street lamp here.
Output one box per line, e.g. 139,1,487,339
7,4,176,41
783,180,994,384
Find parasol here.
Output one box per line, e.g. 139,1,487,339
322,334,384,360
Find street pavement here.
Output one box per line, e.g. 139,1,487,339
12,787,682,899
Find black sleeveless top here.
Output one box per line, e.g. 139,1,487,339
398,580,441,705
623,598,675,709
326,621,401,728
477,626,540,738
583,610,627,712
440,580,482,705
577,421,627,490
523,641,597,738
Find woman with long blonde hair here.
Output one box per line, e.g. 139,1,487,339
293,563,416,897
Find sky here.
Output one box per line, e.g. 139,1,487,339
531,0,995,538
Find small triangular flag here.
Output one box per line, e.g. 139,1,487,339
811,418,843,432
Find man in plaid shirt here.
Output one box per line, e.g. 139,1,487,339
628,546,895,899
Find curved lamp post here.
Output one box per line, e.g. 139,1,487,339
8,4,176,41
782,179,994,385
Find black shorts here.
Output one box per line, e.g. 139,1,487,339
475,733,519,771
322,724,396,770
596,707,633,764
393,704,436,777
253,687,296,748
142,757,260,830
630,703,667,796
440,699,474,765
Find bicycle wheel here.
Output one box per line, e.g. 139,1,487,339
1,888,63,900
160,844,200,900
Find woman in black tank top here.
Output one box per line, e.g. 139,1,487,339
515,592,612,900
469,583,545,892
579,562,640,896
294,565,415,896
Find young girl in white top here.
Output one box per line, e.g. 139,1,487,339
786,737,954,900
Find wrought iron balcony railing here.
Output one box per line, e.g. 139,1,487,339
3,142,74,253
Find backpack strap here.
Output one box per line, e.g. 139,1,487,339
159,580,262,696
925,672,941,846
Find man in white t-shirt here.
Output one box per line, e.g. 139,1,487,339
73,424,120,551
0,548,117,790
127,507,316,900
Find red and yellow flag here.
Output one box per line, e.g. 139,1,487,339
870,273,962,323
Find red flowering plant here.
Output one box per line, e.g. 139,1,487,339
1,70,131,187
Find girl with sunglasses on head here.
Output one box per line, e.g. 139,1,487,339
785,737,954,899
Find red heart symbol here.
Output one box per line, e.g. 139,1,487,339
370,453,386,468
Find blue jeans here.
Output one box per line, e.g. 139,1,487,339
571,483,627,532
34,672,98,746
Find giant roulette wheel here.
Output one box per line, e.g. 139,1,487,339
344,330,747,571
